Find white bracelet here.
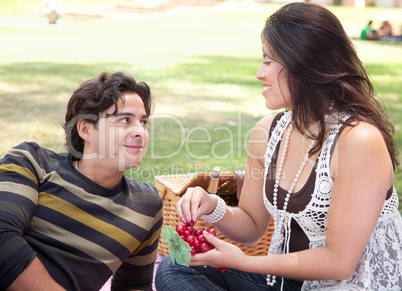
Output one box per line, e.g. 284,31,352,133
200,194,227,224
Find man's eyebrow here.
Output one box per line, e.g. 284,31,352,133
106,112,148,118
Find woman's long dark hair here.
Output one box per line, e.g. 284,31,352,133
262,2,399,168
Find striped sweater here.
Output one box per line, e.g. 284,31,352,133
0,142,163,291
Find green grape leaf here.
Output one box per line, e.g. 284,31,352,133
162,225,191,267
175,249,192,266
170,248,177,265
162,225,177,247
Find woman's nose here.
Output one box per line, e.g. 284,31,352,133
256,64,265,80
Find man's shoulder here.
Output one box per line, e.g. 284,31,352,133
3,142,46,163
9,142,60,158
125,178,162,205
4,142,69,175
8,141,40,153
125,178,157,192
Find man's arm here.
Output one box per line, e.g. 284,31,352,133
7,257,65,291
112,203,163,291
0,143,61,289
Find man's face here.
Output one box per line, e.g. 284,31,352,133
88,92,149,172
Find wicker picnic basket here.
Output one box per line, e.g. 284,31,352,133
155,171,275,257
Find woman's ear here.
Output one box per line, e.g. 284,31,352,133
76,119,93,142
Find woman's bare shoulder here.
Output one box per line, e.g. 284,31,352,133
340,121,386,148
252,112,283,136
247,112,282,158
336,121,393,174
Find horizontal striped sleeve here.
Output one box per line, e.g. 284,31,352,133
29,216,123,272
0,145,41,289
0,163,38,184
131,207,163,257
44,171,157,231
124,248,159,267
111,197,163,290
0,181,38,205
37,192,141,251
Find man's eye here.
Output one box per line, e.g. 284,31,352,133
141,120,148,127
120,118,129,124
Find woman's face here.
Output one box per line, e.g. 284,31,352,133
256,43,292,111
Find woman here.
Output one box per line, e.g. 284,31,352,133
155,3,402,290
378,19,394,41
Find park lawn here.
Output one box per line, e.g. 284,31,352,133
0,2,401,210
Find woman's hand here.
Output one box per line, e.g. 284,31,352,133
189,231,246,269
176,186,217,224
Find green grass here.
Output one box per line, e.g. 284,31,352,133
0,2,401,211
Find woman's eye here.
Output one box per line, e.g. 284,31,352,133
262,61,271,66
120,118,129,124
141,120,148,127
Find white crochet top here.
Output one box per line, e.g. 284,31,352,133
263,111,402,290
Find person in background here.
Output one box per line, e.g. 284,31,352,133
0,71,163,291
378,18,394,41
44,0,63,24
360,20,380,40
155,3,402,290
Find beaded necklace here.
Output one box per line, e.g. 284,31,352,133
266,106,335,287
266,122,316,286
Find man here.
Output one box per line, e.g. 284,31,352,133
360,20,379,40
0,72,163,291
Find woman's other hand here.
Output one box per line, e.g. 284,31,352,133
189,231,245,269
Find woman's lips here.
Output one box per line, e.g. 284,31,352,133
263,85,272,94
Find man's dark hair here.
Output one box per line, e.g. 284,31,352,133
63,71,152,158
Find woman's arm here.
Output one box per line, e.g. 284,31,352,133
176,115,276,246
190,122,394,281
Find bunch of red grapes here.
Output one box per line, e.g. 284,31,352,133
175,222,228,273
